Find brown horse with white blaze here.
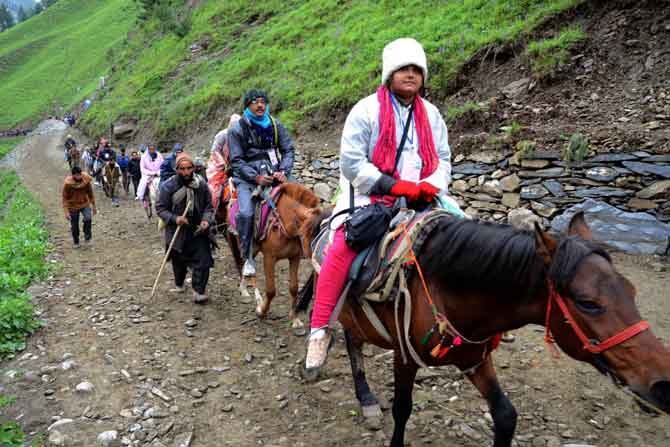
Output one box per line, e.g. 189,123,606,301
298,211,670,447
218,182,323,328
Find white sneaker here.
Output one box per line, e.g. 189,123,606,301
169,286,186,293
242,260,256,277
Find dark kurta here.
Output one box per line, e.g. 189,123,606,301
156,174,215,270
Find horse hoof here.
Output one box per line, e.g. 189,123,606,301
301,365,321,383
255,306,267,319
361,403,383,419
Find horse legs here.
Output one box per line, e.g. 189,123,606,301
390,355,418,447
287,256,304,329
465,355,517,447
256,254,276,318
344,330,382,419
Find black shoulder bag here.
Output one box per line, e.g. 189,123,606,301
343,104,414,252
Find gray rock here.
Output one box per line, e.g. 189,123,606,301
508,208,542,230
501,193,520,208
502,77,531,99
551,199,670,255
313,182,332,201
97,430,120,447
573,187,632,198
531,201,558,218
587,153,637,163
636,180,670,199
174,431,194,447
521,159,551,169
451,180,468,193
519,167,565,178
622,161,670,178
481,180,503,197
641,154,670,162
76,381,95,393
468,151,506,164
626,198,658,210
311,159,323,170
585,166,619,182
520,185,549,200
500,174,521,192
452,163,495,175
542,180,565,197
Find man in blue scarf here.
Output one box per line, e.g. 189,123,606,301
228,89,295,276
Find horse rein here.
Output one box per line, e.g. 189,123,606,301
544,281,649,355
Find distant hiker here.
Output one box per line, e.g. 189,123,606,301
303,38,454,376
160,143,184,184
68,144,81,170
136,144,163,201
117,145,130,195
207,113,241,210
64,134,76,164
228,89,295,276
102,151,121,206
62,166,97,249
156,152,215,304
128,150,142,198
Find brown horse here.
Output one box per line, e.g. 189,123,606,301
298,212,670,447
215,182,323,328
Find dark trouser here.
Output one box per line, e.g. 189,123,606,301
169,235,213,294
69,207,92,244
131,176,140,196
235,181,257,260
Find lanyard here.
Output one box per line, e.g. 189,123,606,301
391,94,415,146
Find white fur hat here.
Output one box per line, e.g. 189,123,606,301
381,38,428,85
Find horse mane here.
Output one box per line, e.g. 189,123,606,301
420,217,610,300
279,183,321,208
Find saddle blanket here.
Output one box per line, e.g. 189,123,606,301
227,186,281,241
311,207,458,302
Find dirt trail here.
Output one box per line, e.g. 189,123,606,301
1,121,669,446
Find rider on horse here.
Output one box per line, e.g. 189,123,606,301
207,114,241,211
304,38,453,376
228,89,295,277
136,144,164,201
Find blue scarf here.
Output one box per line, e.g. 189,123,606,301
244,106,271,129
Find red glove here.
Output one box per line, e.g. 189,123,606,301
390,180,421,202
419,182,440,202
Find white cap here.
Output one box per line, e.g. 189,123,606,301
381,38,428,85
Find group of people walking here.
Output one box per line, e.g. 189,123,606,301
62,38,455,377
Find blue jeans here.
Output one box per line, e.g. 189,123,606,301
69,207,92,244
235,180,257,260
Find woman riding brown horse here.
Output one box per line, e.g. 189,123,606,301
216,182,322,329
298,211,670,447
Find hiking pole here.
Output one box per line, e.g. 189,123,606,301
151,200,192,299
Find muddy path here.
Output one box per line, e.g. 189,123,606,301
1,121,669,446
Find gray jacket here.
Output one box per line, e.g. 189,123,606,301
228,116,295,184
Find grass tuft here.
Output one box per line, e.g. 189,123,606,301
526,26,586,78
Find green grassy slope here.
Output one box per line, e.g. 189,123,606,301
82,0,583,138
0,0,136,129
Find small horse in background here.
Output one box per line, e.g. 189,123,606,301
297,211,670,447
216,182,324,330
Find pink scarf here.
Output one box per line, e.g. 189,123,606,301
371,85,438,180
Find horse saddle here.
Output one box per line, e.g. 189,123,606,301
311,208,455,302
227,186,281,241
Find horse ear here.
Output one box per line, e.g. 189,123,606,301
534,222,557,266
568,211,593,240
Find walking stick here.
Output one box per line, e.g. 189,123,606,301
151,199,192,299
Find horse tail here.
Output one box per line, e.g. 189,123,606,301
295,270,315,313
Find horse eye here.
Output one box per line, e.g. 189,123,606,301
575,299,604,315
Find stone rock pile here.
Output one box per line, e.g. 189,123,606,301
295,147,670,229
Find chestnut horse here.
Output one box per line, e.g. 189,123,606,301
216,182,322,328
297,212,670,447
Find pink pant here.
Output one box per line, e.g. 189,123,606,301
310,228,357,329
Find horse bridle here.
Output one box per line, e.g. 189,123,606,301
544,280,649,385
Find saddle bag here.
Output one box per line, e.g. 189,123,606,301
344,203,392,252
